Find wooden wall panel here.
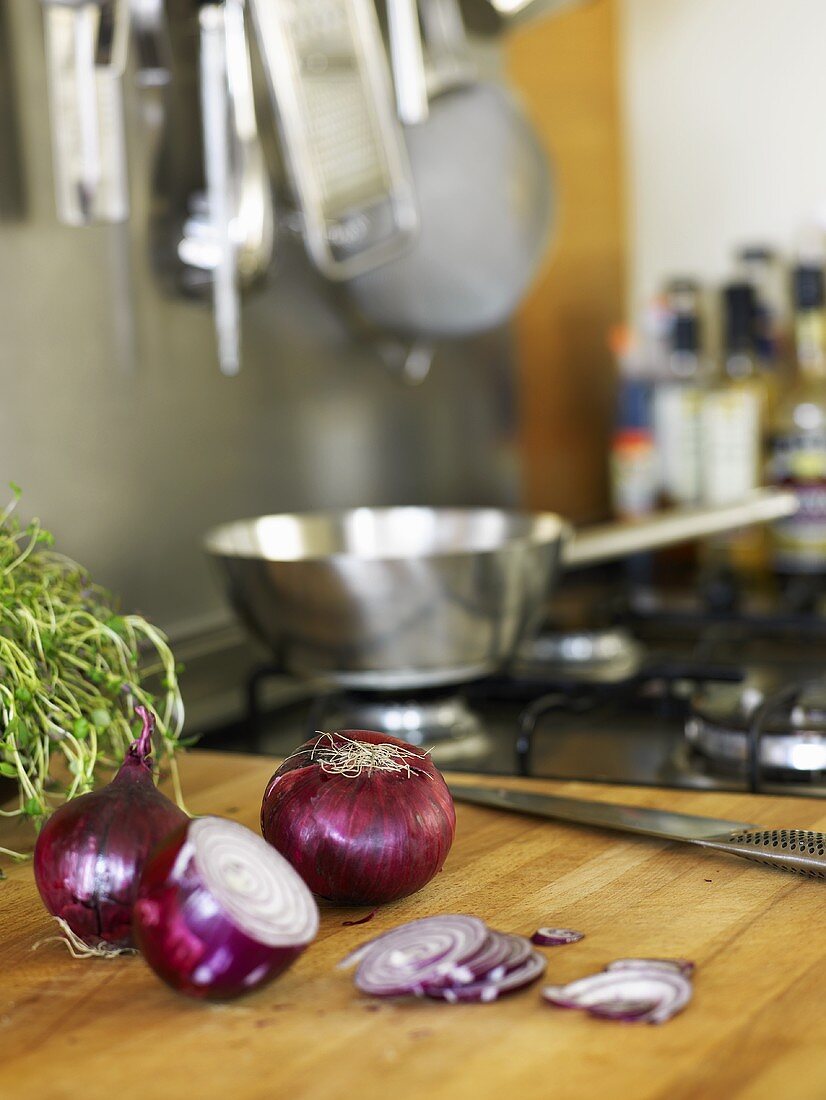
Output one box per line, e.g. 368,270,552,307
505,0,625,521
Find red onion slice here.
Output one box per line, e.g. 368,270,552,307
586,997,661,1021
134,816,319,1000
345,918,547,1003
425,950,547,1004
530,927,585,947
350,915,490,996
542,965,693,1024
606,957,695,977
431,931,534,986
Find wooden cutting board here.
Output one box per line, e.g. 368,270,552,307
2,751,825,1100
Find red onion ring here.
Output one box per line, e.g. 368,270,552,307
345,917,547,1003
425,950,547,1004
542,963,693,1024
427,930,535,986
447,931,530,984
606,957,695,977
351,915,489,996
134,816,319,1000
530,927,585,947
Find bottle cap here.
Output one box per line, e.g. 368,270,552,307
737,245,775,264
792,264,824,311
723,282,756,353
671,313,699,354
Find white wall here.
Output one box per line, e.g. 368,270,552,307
620,0,826,314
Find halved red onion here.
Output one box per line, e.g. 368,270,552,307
542,963,693,1024
425,950,547,1004
351,914,489,996
133,816,319,1000
530,927,585,947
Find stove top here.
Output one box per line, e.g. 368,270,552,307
193,577,826,799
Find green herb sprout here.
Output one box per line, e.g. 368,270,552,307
0,486,185,858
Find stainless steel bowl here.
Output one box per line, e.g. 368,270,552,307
205,507,568,689
204,493,797,691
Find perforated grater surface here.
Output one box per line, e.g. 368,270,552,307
249,0,417,278
719,829,826,879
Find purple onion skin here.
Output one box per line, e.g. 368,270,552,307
261,730,456,906
33,738,187,948
133,823,304,1000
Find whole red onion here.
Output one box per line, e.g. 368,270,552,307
33,707,187,949
133,816,319,999
261,729,456,905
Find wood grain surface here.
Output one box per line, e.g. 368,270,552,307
2,751,825,1100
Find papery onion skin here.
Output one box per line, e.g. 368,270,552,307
261,730,456,905
33,709,187,948
133,819,316,1001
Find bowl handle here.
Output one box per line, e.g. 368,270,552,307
561,489,798,570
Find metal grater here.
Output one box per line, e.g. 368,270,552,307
248,0,417,279
41,0,129,225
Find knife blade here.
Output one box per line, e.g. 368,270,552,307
448,783,755,840
448,783,826,879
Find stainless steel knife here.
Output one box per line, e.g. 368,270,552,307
449,782,826,880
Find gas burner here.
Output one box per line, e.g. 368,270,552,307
686,675,826,778
308,690,495,767
514,629,644,684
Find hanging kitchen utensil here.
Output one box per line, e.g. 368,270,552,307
344,0,552,339
41,0,129,225
184,1,274,294
385,0,429,124
199,3,240,375
197,0,274,374
204,489,797,691
129,0,171,87
448,782,826,880
0,3,26,221
419,0,473,92
247,0,417,280
223,0,275,287
487,0,596,23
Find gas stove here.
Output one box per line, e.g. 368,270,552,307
192,576,826,798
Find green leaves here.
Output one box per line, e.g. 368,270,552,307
5,716,32,747
90,707,111,730
0,488,184,838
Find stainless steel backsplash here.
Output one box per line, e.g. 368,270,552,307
0,1,520,640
